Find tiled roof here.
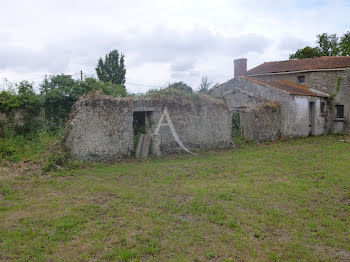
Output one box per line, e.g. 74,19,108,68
246,56,350,75
243,77,328,97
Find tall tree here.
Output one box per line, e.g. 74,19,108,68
40,75,83,126
289,46,322,59
316,33,339,56
289,31,350,59
339,31,350,56
96,50,126,86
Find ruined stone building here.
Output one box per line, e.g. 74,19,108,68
211,56,350,141
65,56,350,160
66,91,232,160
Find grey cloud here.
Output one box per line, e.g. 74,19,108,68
0,26,271,78
277,37,309,51
127,27,271,66
0,46,67,73
170,58,196,72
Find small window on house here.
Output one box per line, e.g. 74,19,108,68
297,76,305,84
335,105,344,118
320,102,325,114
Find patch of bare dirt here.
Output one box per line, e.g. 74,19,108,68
0,160,42,180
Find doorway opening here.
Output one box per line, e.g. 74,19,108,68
132,111,153,155
232,111,241,137
309,102,315,136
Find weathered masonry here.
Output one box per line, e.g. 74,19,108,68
66,92,232,160
211,77,328,141
211,56,350,141
235,56,350,135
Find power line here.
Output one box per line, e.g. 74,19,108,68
125,82,163,88
1,71,165,89
82,72,163,88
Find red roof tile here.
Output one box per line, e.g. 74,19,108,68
247,56,350,75
243,77,328,97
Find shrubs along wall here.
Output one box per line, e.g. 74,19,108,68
66,91,232,161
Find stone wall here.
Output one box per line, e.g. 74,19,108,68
248,70,345,94
211,77,292,136
249,69,350,134
240,102,281,142
329,69,350,134
66,92,232,161
66,97,134,161
210,77,328,138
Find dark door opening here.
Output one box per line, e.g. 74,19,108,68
132,111,153,154
133,111,147,135
232,111,241,137
309,102,315,136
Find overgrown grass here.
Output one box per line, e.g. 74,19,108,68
0,131,58,163
0,135,350,261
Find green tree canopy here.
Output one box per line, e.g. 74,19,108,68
80,78,127,97
40,75,85,126
289,31,350,59
317,33,339,56
339,31,350,56
166,82,193,93
40,74,127,128
289,46,322,59
96,50,126,86
0,81,41,115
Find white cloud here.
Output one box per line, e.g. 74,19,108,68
0,0,349,93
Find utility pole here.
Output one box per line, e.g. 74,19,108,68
80,70,83,82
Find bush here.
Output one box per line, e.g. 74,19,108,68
0,81,42,137
40,75,128,130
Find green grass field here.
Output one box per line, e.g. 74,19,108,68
1,135,350,261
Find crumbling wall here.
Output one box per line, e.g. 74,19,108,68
211,77,330,138
250,69,350,135
240,102,281,142
66,96,134,161
66,92,232,161
211,77,292,136
147,93,232,155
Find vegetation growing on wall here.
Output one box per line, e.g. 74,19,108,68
329,76,343,100
165,82,193,93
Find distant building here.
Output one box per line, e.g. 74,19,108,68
211,56,350,140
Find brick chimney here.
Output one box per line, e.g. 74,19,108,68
234,58,247,78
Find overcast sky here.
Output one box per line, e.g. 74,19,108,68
0,0,349,93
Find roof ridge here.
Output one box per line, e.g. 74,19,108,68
247,56,350,75
242,77,328,98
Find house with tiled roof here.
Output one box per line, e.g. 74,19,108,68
211,56,350,141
